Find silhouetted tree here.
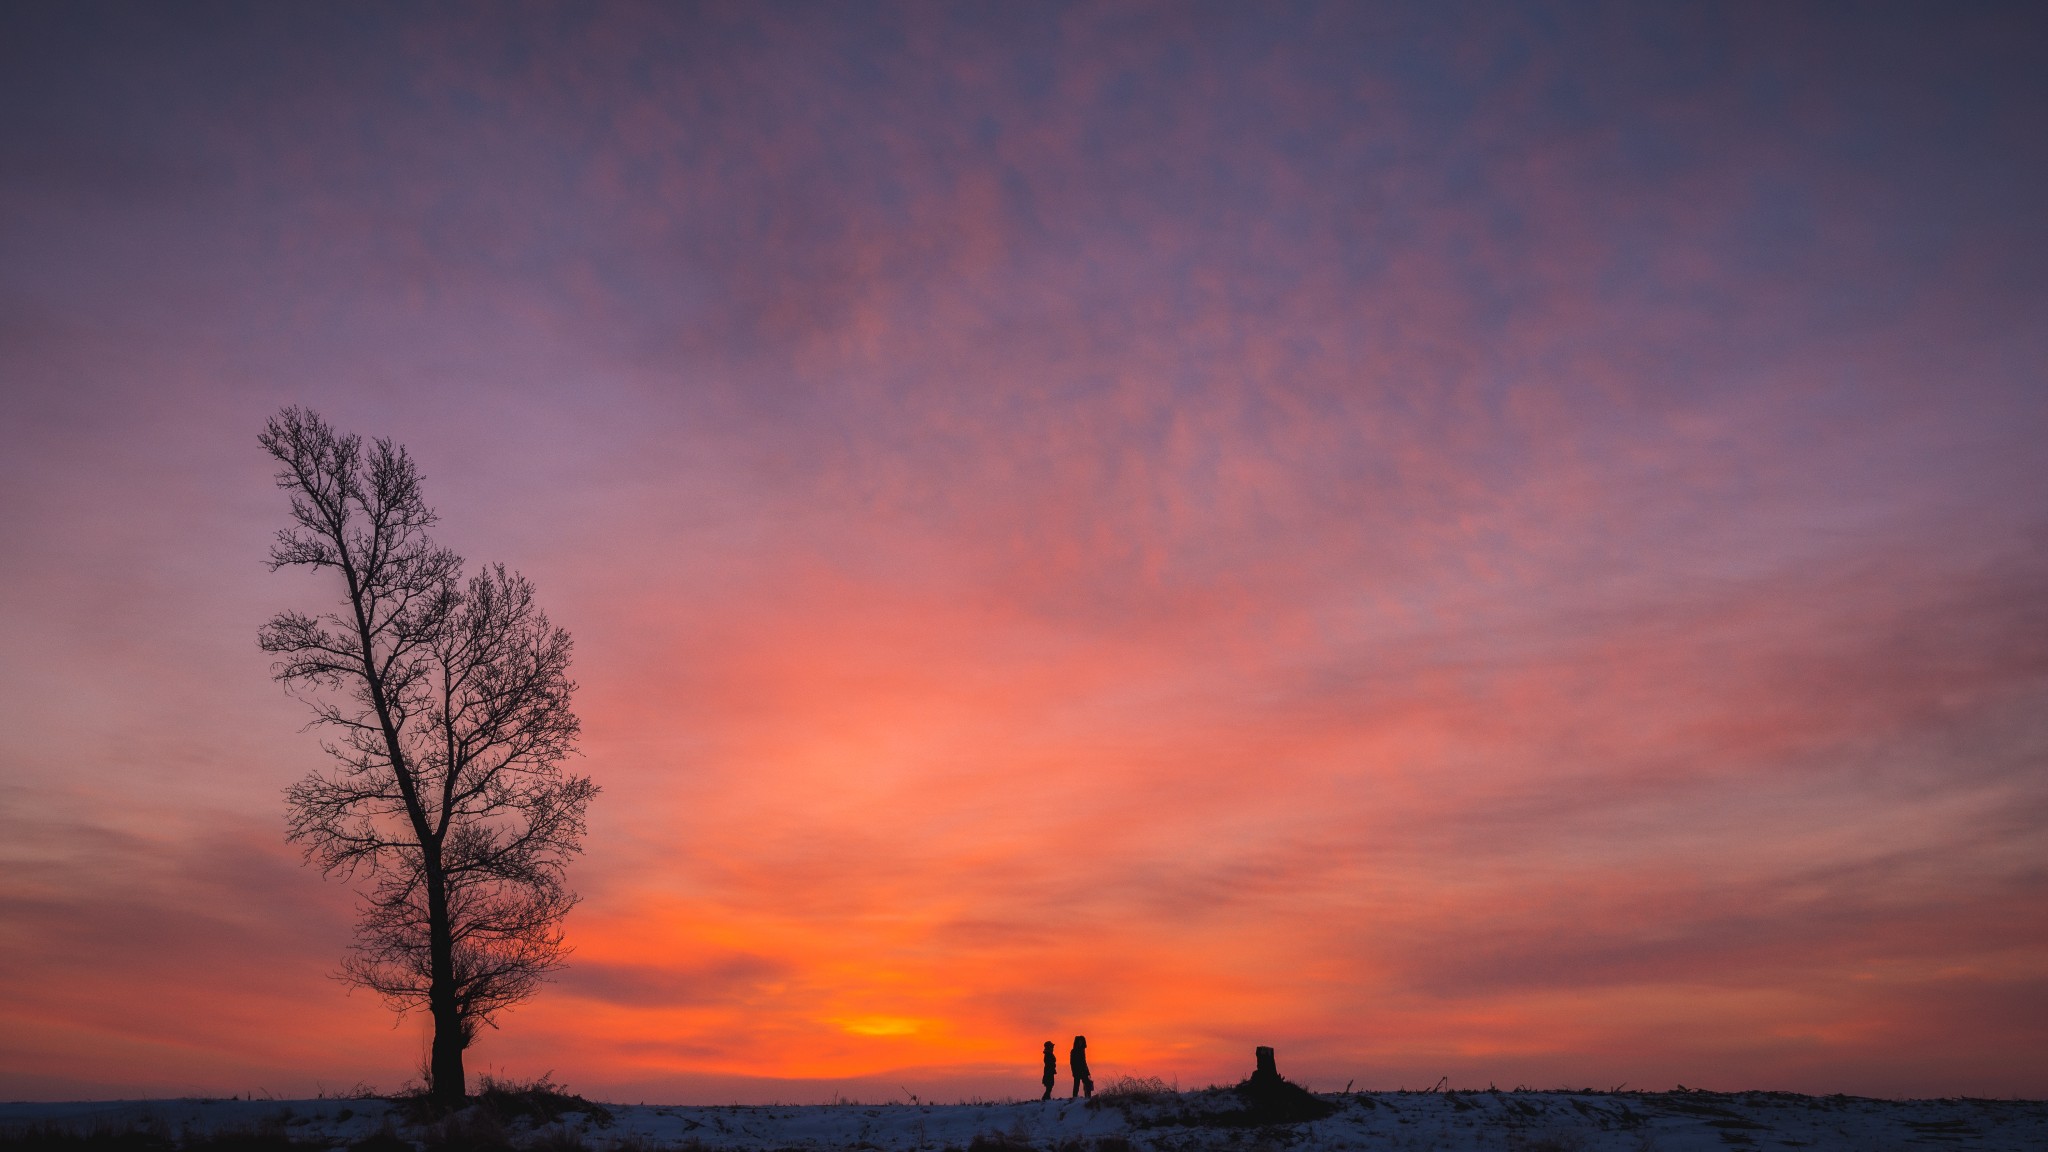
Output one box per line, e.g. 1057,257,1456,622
259,407,597,1104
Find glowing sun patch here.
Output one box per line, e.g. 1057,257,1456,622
836,1016,923,1037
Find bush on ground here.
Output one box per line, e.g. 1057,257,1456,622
394,1073,610,1131
471,1076,612,1129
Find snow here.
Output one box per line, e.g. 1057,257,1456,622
4,1088,2045,1150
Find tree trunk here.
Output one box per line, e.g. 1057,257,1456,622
430,1000,465,1104
426,861,465,1104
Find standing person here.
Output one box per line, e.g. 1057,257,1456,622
1070,1035,1093,1099
1040,1041,1057,1100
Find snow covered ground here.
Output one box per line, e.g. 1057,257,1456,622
4,1088,2044,1150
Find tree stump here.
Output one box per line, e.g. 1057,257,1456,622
1232,1045,1336,1123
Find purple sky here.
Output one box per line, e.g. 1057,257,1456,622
2,2,2045,1102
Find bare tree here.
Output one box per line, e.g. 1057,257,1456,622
259,407,597,1103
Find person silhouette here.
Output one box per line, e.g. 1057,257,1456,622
1040,1040,1057,1100
1070,1035,1092,1099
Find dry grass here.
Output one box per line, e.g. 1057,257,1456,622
1094,1076,1177,1103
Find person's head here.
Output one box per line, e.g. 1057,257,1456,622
1074,1035,1087,1048
1044,1041,1054,1052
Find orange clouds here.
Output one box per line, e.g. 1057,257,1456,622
476,471,2044,1097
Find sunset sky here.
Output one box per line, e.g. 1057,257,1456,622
3,2,2046,1103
